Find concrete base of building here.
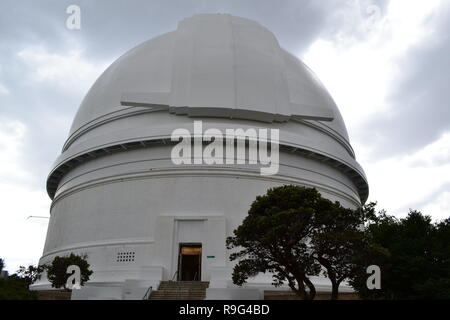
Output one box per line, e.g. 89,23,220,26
36,290,72,300
264,290,360,300
34,280,356,300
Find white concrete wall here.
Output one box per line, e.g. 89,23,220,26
37,141,361,290
38,14,368,293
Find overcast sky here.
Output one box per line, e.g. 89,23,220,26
1,0,449,273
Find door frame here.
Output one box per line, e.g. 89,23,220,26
178,242,202,281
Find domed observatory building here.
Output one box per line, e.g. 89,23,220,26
34,14,368,299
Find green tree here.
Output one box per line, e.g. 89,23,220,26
227,186,332,300
309,201,384,299
45,253,93,290
0,278,37,300
227,186,387,300
350,210,450,299
0,258,37,300
14,265,45,287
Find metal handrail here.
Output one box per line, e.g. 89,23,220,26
171,270,178,281
142,286,152,300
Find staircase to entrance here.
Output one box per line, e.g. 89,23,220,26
149,281,209,300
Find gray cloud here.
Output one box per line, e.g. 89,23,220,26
357,7,450,158
1,0,449,273
1,0,350,189
0,0,447,200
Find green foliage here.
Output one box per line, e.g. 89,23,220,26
227,186,323,299
0,258,4,273
45,253,93,290
14,265,45,287
349,210,450,299
0,278,37,300
227,185,372,300
309,201,383,299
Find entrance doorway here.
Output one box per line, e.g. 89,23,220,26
178,243,202,281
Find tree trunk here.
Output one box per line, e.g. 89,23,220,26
331,282,339,300
289,278,307,299
303,277,316,300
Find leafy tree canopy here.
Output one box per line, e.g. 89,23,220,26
227,185,376,300
309,201,386,299
0,258,38,300
0,277,37,300
13,265,45,287
45,253,93,290
350,209,450,299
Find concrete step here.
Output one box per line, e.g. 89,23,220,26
155,290,206,293
151,293,205,298
149,281,209,300
159,284,209,287
150,295,206,299
156,287,206,290
150,291,207,296
151,292,206,295
158,287,208,290
150,294,204,296
151,297,205,300
158,286,208,290
159,282,209,287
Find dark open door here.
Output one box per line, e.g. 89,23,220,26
178,243,202,281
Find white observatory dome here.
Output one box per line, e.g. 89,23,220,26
36,14,368,299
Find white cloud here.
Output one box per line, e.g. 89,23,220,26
0,118,30,182
422,190,450,222
17,45,109,92
2,39,110,274
0,83,9,96
301,0,449,221
407,132,450,168
302,0,444,130
362,132,450,219
0,117,50,273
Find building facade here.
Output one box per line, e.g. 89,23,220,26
33,14,368,299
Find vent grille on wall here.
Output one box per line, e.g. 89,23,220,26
116,251,136,263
